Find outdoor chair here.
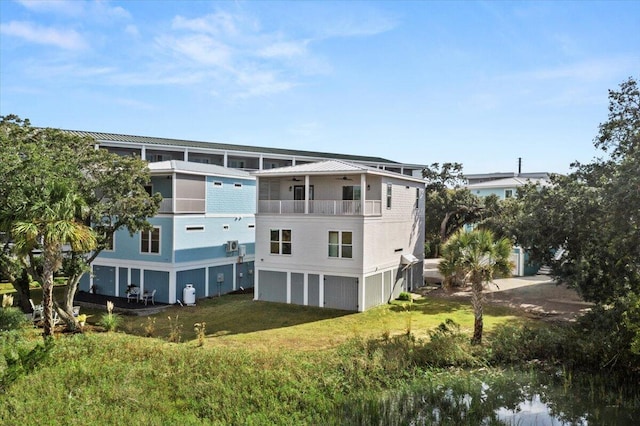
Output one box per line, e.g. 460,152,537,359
73,306,81,317
127,286,140,303
29,299,43,323
141,289,156,306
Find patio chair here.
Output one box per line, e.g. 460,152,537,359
141,289,156,306
29,299,43,323
127,286,140,303
73,306,81,317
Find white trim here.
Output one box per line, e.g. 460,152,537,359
303,273,308,306
140,226,162,255
286,272,291,303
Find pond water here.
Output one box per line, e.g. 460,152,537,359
338,369,640,425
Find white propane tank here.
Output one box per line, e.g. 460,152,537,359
183,284,196,306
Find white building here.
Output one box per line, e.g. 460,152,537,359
252,160,425,311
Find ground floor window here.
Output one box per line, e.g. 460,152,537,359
329,231,352,258
270,229,292,255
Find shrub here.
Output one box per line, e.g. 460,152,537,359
98,301,122,332
397,292,412,301
419,319,482,367
0,307,29,332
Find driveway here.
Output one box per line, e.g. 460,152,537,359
421,271,593,322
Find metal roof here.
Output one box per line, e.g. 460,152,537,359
466,176,549,189
253,160,426,183
63,129,404,165
148,160,254,179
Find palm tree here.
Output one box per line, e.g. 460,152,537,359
12,183,96,337
438,229,513,345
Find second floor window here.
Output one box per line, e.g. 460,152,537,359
328,231,352,259
386,184,392,209
270,229,292,255
141,227,160,254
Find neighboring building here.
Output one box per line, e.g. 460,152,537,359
80,161,256,304
465,171,552,276
465,172,550,200
64,129,425,177
252,160,425,312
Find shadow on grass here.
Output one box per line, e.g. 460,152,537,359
388,296,520,319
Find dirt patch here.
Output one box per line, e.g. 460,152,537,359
418,276,593,322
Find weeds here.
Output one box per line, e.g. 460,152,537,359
194,322,206,347
98,301,122,332
167,315,183,343
142,317,156,337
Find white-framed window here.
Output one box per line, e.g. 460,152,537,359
504,189,513,199
270,229,292,255
386,184,392,209
328,231,352,259
141,227,160,254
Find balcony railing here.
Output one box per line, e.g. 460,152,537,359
158,198,206,214
258,200,382,216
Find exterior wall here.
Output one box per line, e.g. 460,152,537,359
291,273,304,305
207,176,256,214
207,264,235,296
143,270,170,302
177,268,206,301
470,187,515,200
257,270,287,303
93,265,115,296
308,274,320,307
323,275,359,311
98,216,174,264
364,273,384,310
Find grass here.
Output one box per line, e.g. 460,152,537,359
113,293,522,350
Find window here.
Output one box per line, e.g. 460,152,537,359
328,231,352,259
248,224,255,229
234,183,243,188
386,184,392,209
342,185,361,201
270,229,291,255
141,227,160,254
186,226,204,232
415,188,420,209
144,185,153,196
504,189,513,199
213,181,223,187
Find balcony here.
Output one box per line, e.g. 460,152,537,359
158,198,206,214
258,200,382,216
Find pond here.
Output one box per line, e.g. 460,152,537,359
337,369,640,425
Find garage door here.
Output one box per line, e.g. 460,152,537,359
258,270,287,303
324,275,358,311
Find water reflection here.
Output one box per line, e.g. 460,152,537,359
338,370,640,425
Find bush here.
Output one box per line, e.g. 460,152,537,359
98,313,122,332
0,307,29,332
397,292,412,301
419,319,482,367
487,324,567,365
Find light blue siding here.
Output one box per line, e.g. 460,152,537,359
79,272,90,292
177,268,206,301
208,264,234,296
93,265,116,296
236,261,255,288
98,217,174,263
143,270,170,303
118,268,129,296
207,176,256,214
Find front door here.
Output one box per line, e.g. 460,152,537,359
293,185,313,213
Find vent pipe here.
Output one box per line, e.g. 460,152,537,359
517,157,522,176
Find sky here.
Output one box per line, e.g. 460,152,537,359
1,1,639,174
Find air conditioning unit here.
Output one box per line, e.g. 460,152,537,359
226,240,239,252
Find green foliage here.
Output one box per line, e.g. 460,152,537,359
397,291,412,301
487,324,567,365
421,319,482,368
0,307,29,332
98,305,123,332
194,322,207,347
0,331,52,392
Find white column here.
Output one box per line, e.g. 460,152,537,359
205,267,209,297
304,175,310,214
303,273,308,306
259,154,264,170
140,269,145,294
115,267,120,297
254,268,259,301
319,274,324,307
184,148,189,162
232,263,237,291
359,276,364,312
286,272,291,303
223,151,228,167
141,145,146,161
360,173,367,214
171,172,177,213
169,270,176,304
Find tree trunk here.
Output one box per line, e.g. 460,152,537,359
470,278,484,345
41,244,59,337
57,273,83,332
14,269,33,313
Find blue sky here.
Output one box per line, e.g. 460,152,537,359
1,1,638,174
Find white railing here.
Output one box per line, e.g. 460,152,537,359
258,200,382,216
158,198,206,213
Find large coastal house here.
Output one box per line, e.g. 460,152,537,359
71,130,426,305
80,161,256,304
252,160,425,311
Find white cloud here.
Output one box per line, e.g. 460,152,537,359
0,21,87,50
16,0,84,16
124,24,139,37
258,41,308,58
172,12,241,36
156,34,232,67
234,70,297,98
318,14,397,38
